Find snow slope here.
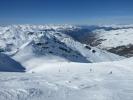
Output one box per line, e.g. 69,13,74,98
89,25,133,57
0,25,123,65
0,53,25,72
52,32,123,62
0,57,133,100
93,28,133,49
63,25,133,57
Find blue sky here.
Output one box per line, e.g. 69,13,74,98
0,0,133,24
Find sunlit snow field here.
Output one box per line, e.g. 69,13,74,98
0,58,133,100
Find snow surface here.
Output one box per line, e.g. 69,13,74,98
0,53,25,72
0,24,123,65
93,27,133,49
0,57,133,100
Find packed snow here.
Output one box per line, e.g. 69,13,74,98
0,57,133,100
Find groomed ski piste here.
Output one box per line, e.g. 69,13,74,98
0,24,133,100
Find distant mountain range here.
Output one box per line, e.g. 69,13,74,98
1,24,132,71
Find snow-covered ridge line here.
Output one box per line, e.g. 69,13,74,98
0,24,124,70
0,24,79,31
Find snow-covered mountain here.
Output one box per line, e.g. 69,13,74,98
64,25,133,57
0,25,123,70
92,27,133,57
0,24,133,100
